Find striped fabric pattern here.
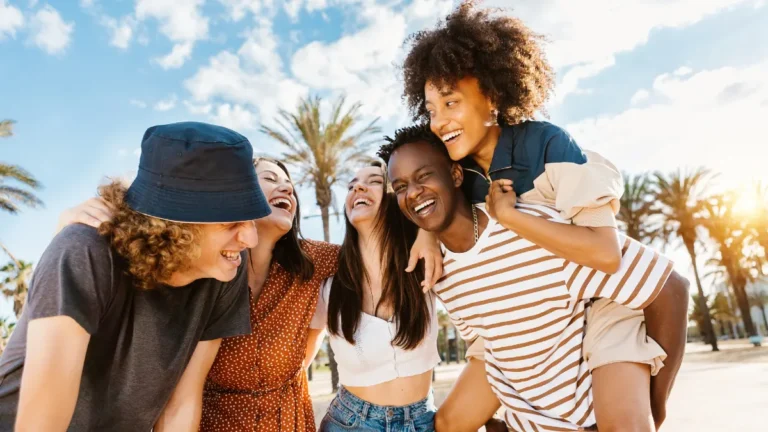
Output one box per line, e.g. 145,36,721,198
436,204,673,431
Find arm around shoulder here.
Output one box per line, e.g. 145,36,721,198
154,339,222,432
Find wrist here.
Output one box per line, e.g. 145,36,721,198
496,205,520,225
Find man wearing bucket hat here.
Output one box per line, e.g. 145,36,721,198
0,122,272,431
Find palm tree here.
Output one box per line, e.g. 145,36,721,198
1,119,43,214
745,181,768,264
703,194,758,339
653,168,719,350
749,287,768,334
0,243,32,318
261,95,381,393
617,172,663,244
260,95,381,242
0,316,16,354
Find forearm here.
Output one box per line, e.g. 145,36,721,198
304,328,326,369
643,271,690,428
154,400,203,432
497,209,621,273
17,317,89,432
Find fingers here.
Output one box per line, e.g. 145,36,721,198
406,251,419,273
422,255,435,290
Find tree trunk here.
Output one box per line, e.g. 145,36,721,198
328,342,339,393
685,241,718,351
732,282,757,337
320,205,330,243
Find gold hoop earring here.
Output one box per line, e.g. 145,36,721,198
484,109,499,127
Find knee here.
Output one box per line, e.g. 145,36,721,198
434,410,460,432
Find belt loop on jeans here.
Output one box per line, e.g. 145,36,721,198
404,406,411,422
360,401,370,421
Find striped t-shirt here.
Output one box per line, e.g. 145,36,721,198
435,204,673,431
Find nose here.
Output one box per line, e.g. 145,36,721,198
431,109,449,134
407,183,423,202
238,221,259,248
277,180,294,196
353,182,368,193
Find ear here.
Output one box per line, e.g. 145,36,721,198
450,162,464,188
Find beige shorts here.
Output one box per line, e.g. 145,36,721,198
465,298,666,376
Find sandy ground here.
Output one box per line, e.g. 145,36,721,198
309,339,768,431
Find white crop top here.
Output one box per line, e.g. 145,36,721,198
310,277,441,387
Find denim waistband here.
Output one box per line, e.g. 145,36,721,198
335,386,435,421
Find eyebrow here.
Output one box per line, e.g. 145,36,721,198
259,170,279,177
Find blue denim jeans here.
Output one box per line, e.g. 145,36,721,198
319,386,436,432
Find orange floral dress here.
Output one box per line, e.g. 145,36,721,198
200,240,340,431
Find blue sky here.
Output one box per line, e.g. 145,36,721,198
2,0,768,318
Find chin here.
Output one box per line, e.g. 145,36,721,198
214,269,239,282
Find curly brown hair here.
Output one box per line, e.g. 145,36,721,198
401,1,555,124
97,181,201,290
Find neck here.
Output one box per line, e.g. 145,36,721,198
357,224,383,286
438,196,488,253
473,125,502,173
249,224,283,277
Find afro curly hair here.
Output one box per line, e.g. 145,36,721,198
378,123,448,164
401,1,555,125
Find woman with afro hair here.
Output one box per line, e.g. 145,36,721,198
401,2,685,432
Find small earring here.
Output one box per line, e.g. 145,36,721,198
484,109,499,127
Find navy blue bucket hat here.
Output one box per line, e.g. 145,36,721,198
125,122,272,223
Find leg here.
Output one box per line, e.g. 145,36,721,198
434,358,502,432
591,362,654,432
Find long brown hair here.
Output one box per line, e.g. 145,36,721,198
327,162,431,350
254,157,314,281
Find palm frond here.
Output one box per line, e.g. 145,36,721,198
0,120,15,138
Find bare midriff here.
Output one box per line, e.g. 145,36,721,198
343,369,434,406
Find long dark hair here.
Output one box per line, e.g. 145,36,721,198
327,162,431,350
254,157,314,281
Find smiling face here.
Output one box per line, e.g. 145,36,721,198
345,165,386,230
255,160,297,235
388,141,463,234
186,220,259,282
425,76,497,162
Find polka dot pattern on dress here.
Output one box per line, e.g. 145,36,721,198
200,240,340,432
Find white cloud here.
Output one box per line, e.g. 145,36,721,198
155,42,193,69
79,0,95,7
118,148,127,157
101,15,134,49
129,99,147,108
485,0,761,102
185,20,307,126
27,5,74,55
216,0,272,21
28,0,38,7
210,104,259,130
133,148,142,157
136,0,208,68
565,62,768,187
630,89,650,105
154,94,177,111
290,4,410,120
0,1,24,41
184,100,212,115
674,66,694,77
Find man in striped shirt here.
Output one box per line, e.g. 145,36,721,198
379,126,689,432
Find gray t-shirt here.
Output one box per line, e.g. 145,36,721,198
0,224,251,431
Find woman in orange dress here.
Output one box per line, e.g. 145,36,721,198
199,158,338,431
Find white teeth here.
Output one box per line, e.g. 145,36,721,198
441,130,463,142
220,251,239,261
354,198,372,208
414,199,435,213
269,198,292,211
